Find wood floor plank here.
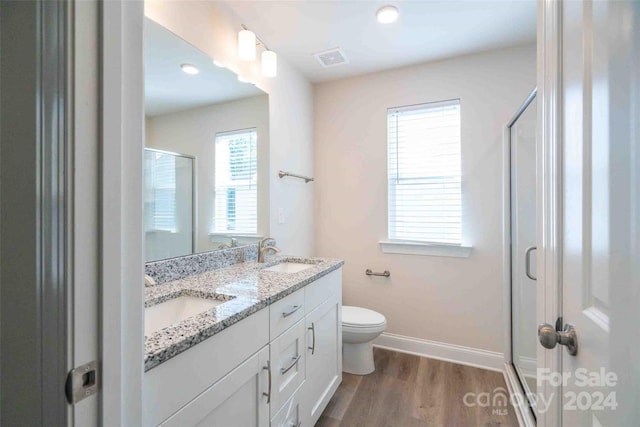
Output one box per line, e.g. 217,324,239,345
320,373,362,421
411,356,446,425
318,348,519,427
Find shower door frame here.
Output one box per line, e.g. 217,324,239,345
502,88,538,427
143,147,197,260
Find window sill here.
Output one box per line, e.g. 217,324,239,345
209,233,263,242
146,229,177,234
379,240,472,258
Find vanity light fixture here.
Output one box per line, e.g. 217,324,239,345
376,5,399,24
180,63,199,75
238,28,256,60
238,25,278,78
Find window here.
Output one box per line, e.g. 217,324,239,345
387,99,462,245
213,129,258,234
144,150,177,232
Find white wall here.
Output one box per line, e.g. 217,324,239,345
314,45,536,354
145,0,314,255
145,95,270,253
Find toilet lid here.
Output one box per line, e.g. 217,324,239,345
342,306,386,327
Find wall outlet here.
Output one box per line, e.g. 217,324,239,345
278,208,285,224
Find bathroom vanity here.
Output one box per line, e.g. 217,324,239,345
143,254,343,427
141,16,339,426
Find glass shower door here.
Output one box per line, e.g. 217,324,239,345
144,148,195,262
510,93,537,416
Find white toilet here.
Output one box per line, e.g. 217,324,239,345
342,306,387,375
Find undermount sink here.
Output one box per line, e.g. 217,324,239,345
145,295,226,336
264,262,314,274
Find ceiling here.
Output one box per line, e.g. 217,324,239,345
225,0,537,83
145,18,265,117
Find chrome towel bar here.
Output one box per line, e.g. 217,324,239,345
366,269,390,277
278,170,314,183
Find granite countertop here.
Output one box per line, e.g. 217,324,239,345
144,255,344,372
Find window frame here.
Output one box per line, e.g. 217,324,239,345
381,99,472,258
212,128,259,235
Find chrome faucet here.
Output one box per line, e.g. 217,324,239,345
258,237,280,263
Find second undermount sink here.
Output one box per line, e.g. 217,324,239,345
264,262,314,274
145,296,227,336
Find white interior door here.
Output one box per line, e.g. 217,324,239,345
539,1,640,426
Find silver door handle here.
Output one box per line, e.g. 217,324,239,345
308,323,316,355
538,323,578,356
525,246,537,280
262,360,271,403
282,305,302,318
280,354,302,374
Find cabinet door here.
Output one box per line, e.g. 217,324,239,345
270,319,306,415
304,293,342,426
160,346,270,427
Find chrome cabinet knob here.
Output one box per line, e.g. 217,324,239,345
538,323,578,356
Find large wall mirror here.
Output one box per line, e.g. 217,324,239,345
144,18,270,262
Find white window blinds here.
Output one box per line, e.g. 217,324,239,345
213,129,258,234
387,100,462,244
144,150,177,232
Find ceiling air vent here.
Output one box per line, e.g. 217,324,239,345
313,47,349,68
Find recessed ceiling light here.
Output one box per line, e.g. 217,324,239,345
376,5,398,24
180,64,199,75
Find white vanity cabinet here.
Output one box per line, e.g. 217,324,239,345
268,269,342,426
144,267,342,427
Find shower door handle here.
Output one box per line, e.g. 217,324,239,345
525,246,537,280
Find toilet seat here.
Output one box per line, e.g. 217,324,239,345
342,306,386,328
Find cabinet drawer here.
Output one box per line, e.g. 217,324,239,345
305,268,341,315
271,382,305,427
270,319,306,415
270,288,305,338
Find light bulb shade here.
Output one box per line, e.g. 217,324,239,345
261,50,277,78
180,63,199,75
376,5,399,24
238,29,256,61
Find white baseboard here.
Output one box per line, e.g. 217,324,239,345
373,332,504,372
